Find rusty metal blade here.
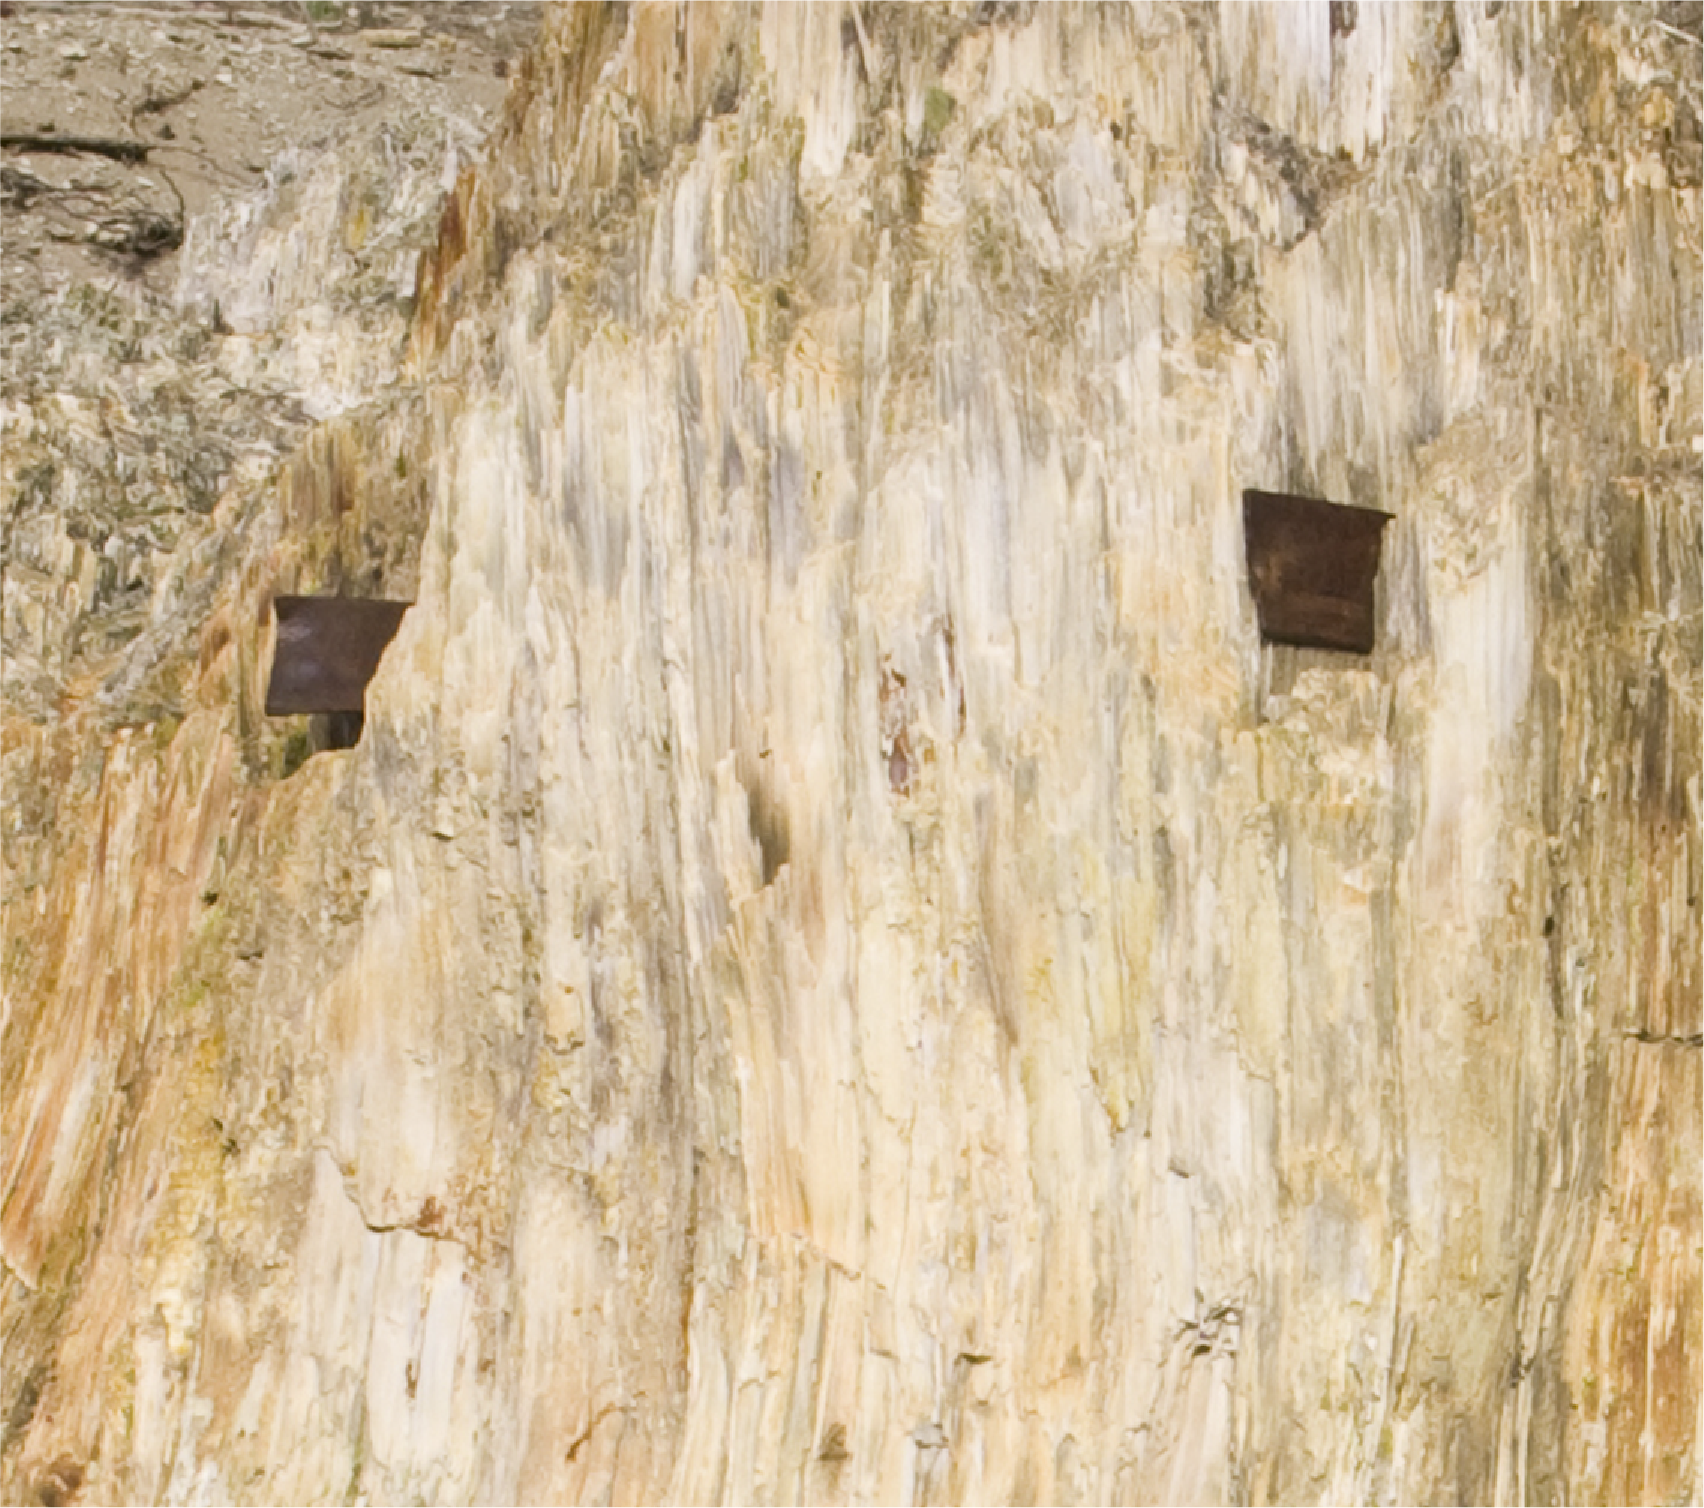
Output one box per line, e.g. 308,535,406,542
1243,490,1392,654
265,596,412,716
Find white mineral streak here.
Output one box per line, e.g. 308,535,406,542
175,120,487,419
2,4,1698,1505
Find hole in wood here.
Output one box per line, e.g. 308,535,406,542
316,711,366,751
265,596,412,718
1243,489,1392,654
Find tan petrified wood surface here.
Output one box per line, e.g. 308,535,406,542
2,4,1699,1503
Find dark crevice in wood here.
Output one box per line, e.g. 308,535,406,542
1,134,149,163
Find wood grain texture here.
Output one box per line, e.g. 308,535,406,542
2,4,1698,1504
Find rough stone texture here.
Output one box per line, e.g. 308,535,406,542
2,3,1700,1504
1,0,538,722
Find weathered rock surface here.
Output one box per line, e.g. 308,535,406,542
2,4,1699,1504
1,0,539,722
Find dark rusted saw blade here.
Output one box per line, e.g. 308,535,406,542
1243,490,1393,654
265,596,412,716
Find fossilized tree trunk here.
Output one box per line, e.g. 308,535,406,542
3,4,1699,1503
